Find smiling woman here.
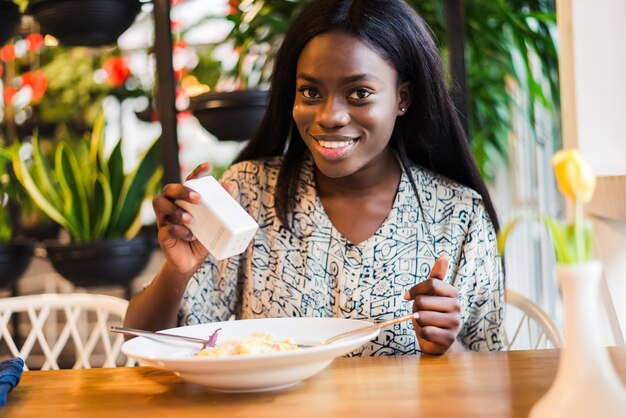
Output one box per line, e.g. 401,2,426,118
124,0,505,357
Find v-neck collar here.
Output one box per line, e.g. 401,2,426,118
299,152,408,248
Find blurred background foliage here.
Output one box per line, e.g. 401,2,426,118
0,0,561,244
185,0,560,180
408,0,560,180
1,0,560,188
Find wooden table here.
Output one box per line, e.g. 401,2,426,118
4,348,626,418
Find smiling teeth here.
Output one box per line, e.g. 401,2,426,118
318,140,354,149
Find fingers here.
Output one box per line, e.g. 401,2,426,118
402,254,460,354
154,181,202,228
404,277,458,300
411,294,461,314
161,183,201,204
404,254,452,300
152,195,190,227
429,253,449,280
185,162,211,181
417,326,458,350
158,223,196,243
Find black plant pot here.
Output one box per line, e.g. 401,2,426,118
0,0,20,46
0,241,35,290
27,0,141,46
44,237,154,288
189,90,268,142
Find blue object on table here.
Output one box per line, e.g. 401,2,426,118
0,357,24,407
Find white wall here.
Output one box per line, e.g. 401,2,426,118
568,1,626,176
557,0,626,343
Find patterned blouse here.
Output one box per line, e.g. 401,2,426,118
179,154,505,355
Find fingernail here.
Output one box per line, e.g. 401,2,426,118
189,191,200,201
412,312,420,320
182,213,193,224
403,291,411,300
439,253,449,260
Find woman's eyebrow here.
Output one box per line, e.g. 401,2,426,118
296,73,380,84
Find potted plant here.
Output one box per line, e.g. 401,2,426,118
0,143,34,290
187,0,306,142
25,0,141,46
11,115,162,288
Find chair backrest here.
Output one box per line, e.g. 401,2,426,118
504,289,564,350
0,293,134,370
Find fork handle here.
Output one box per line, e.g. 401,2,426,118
110,326,208,346
323,313,419,345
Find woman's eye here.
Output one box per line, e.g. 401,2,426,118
299,87,320,100
348,88,373,100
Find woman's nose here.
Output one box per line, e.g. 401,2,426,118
316,97,350,129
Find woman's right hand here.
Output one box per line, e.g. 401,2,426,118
152,162,212,276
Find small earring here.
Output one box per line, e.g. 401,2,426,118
400,107,406,113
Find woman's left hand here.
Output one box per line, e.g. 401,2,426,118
404,254,462,355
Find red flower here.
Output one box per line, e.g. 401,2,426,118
174,69,185,82
3,86,17,105
21,71,48,103
173,40,187,51
26,34,44,53
0,45,15,62
103,56,131,88
0,65,3,78
228,0,240,15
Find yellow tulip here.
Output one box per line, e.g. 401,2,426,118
552,149,596,203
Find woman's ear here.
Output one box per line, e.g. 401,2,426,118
397,81,413,116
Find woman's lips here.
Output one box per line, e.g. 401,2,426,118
310,134,358,160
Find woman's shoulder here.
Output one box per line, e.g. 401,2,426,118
219,156,284,185
407,160,483,204
216,156,284,215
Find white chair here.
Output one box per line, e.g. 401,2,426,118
0,293,134,370
504,288,564,350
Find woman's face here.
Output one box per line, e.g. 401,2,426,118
293,31,411,179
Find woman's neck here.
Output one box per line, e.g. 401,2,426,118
314,150,402,198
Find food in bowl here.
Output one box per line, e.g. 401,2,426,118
196,332,300,357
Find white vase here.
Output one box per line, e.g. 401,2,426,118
529,260,626,418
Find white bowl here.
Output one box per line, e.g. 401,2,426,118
121,317,379,392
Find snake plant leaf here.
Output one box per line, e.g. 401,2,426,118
107,138,161,238
89,114,109,180
31,135,63,210
91,172,113,240
11,144,80,239
56,143,89,241
107,139,124,206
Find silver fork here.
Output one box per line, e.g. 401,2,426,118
110,326,220,349
308,312,419,347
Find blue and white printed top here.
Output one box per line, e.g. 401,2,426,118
179,154,504,355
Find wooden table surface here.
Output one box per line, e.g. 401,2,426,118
4,347,626,418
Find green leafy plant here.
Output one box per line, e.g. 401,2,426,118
0,136,32,243
188,0,558,179
11,115,162,242
498,149,595,265
0,145,13,242
409,0,560,180
183,0,307,91
223,0,307,89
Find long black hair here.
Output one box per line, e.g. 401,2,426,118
234,0,500,233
